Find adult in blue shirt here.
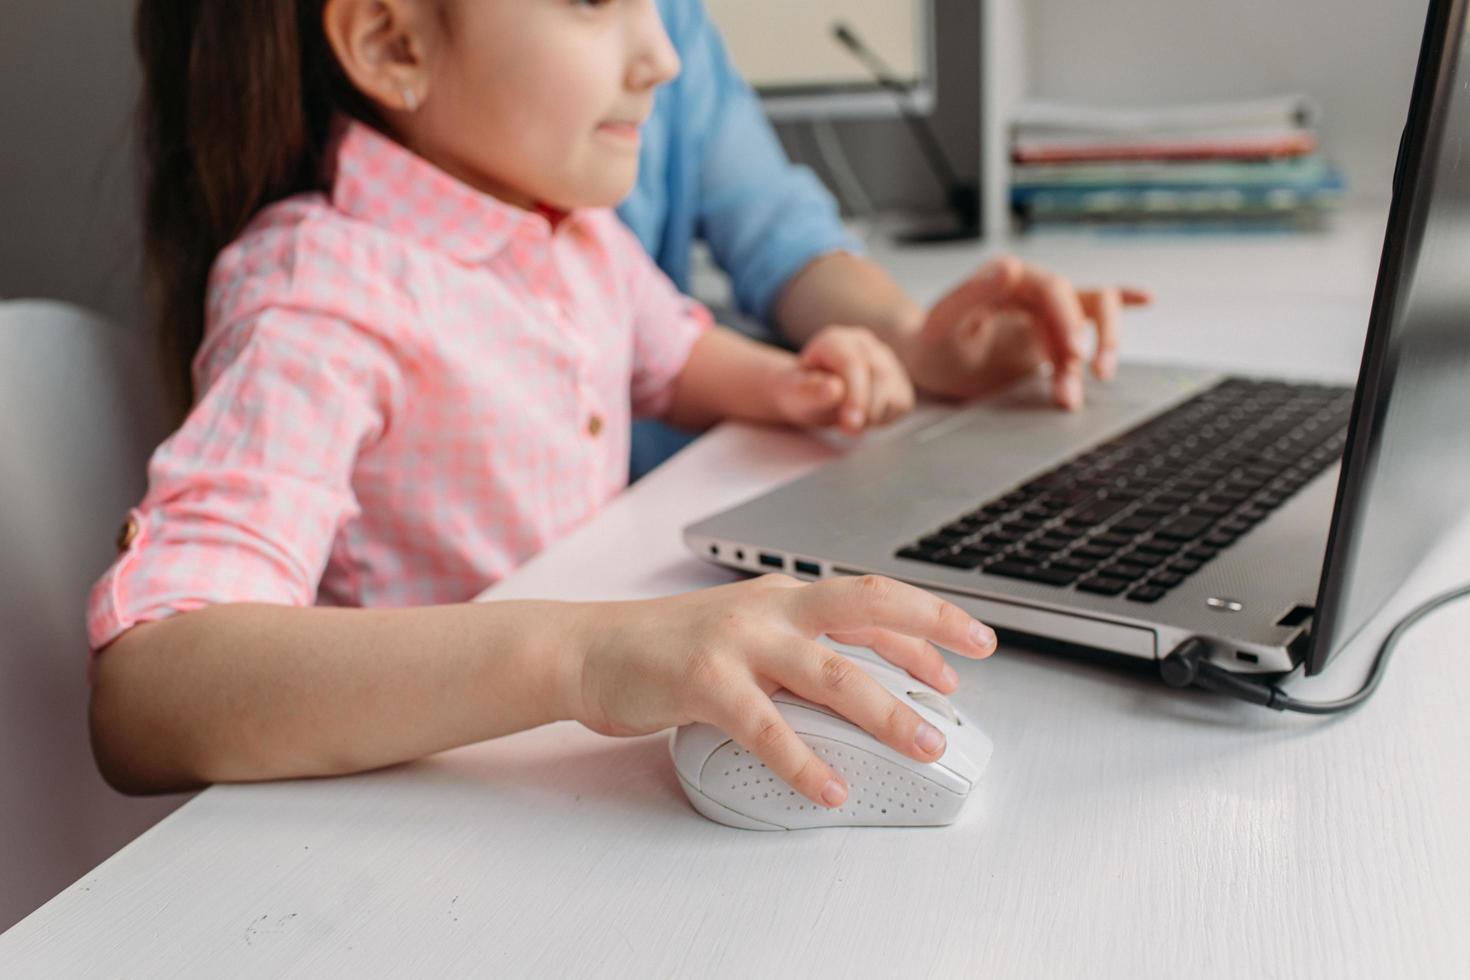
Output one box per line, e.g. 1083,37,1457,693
620,0,1149,479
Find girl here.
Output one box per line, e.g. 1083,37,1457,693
89,0,1000,811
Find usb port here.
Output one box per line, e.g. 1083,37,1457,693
759,553,785,570
1236,650,1260,665
794,559,820,577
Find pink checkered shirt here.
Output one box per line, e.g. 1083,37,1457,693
87,118,712,651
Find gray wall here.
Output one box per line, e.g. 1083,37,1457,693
0,2,144,328
1026,0,1426,203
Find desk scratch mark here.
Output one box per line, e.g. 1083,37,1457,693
244,912,298,947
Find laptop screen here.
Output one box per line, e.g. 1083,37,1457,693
1310,0,1470,674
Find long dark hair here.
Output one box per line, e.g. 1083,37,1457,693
135,0,374,415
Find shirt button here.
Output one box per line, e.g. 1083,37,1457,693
116,515,139,552
586,413,603,437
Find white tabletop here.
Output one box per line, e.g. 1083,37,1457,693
7,206,1470,978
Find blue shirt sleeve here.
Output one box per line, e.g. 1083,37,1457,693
620,0,863,326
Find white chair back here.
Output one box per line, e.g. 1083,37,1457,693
0,300,187,931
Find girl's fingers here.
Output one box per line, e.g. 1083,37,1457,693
837,348,873,432
801,330,879,432
789,575,997,659
826,626,956,693
767,638,949,766
711,679,850,808
774,370,843,426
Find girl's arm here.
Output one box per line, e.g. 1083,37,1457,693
91,576,999,811
89,600,583,795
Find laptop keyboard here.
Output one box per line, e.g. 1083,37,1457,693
894,377,1354,603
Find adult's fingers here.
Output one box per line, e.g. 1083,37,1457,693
767,638,949,766
918,256,1025,349
711,679,850,808
789,575,997,659
1081,287,1123,381
1015,270,1090,410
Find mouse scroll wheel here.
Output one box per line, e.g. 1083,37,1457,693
906,690,959,725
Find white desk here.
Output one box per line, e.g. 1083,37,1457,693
6,206,1470,978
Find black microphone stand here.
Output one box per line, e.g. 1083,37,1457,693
831,21,980,244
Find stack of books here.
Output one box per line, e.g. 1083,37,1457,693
1008,95,1345,231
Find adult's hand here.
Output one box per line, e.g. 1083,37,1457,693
902,256,1152,409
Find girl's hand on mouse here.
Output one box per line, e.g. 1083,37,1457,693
561,574,997,809
773,326,915,435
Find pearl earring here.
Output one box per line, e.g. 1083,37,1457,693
399,83,419,113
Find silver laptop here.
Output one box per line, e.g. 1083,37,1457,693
685,0,1470,681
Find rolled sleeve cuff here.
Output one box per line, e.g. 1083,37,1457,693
631,299,714,420
731,206,865,323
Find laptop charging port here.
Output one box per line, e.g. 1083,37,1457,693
1236,650,1260,665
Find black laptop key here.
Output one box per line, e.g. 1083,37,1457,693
1071,497,1132,524
1104,561,1152,581
1048,559,1096,575
1055,521,1096,538
1111,515,1158,535
1169,557,1204,574
1185,545,1218,561
1045,485,1103,508
919,532,967,549
1149,570,1186,588
1154,515,1213,541
930,550,984,569
985,561,1078,587
1077,576,1129,596
1127,585,1167,603
1093,532,1134,549
1203,531,1237,548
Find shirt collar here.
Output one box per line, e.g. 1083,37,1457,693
326,116,588,263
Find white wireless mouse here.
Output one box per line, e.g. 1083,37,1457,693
670,644,993,830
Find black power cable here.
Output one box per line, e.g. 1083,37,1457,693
1160,583,1470,714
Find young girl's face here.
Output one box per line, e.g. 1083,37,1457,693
392,0,680,210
